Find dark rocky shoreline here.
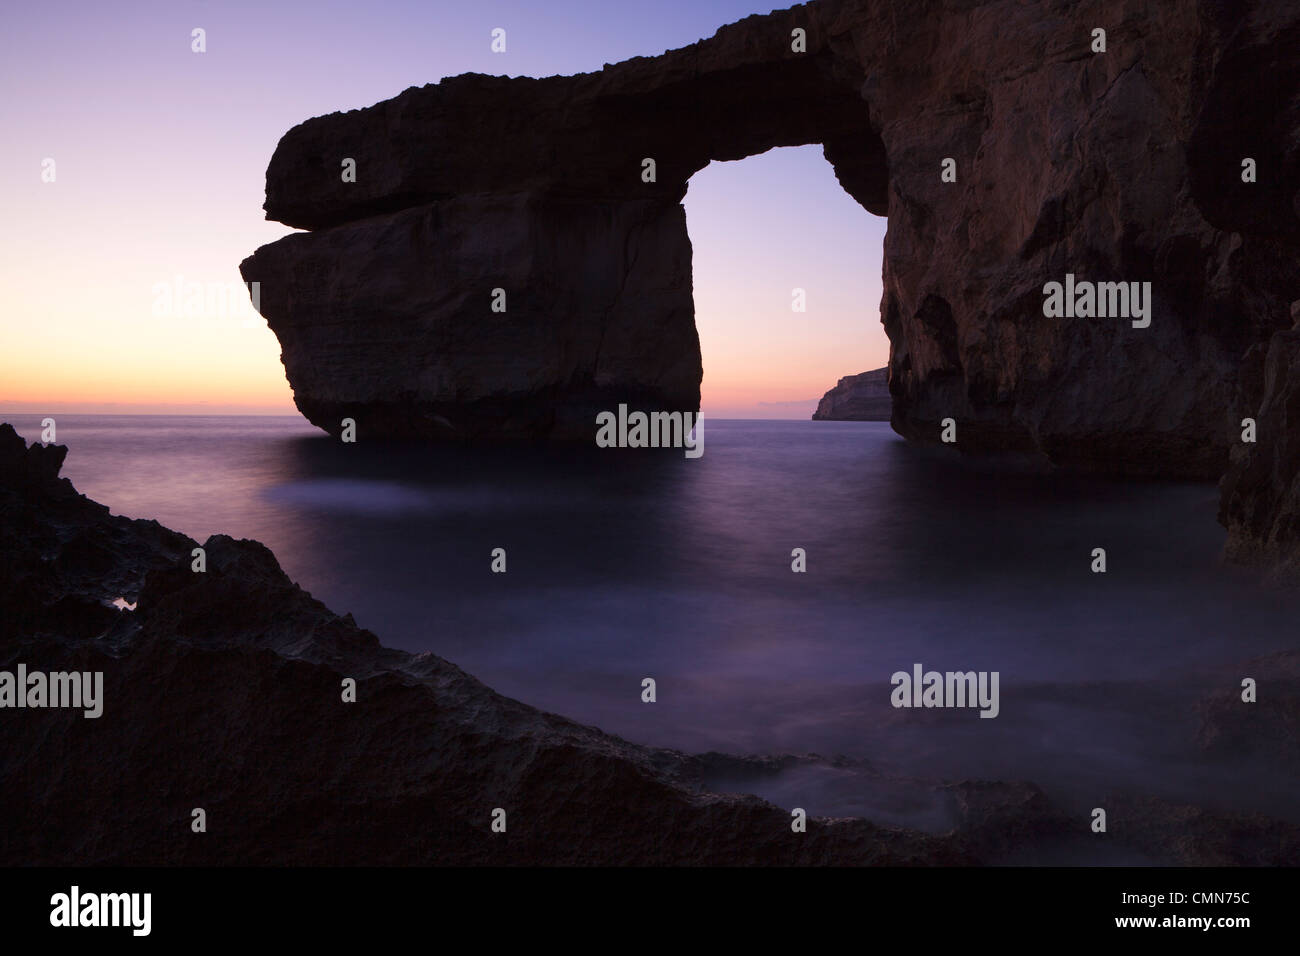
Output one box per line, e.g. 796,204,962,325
4,422,1298,865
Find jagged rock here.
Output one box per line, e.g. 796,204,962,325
5,424,1299,864
0,423,980,865
244,0,1300,489
813,367,892,420
0,422,960,864
241,3,877,442
242,195,699,441
1220,322,1300,583
1105,792,1300,867
1197,649,1300,765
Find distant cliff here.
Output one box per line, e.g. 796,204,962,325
813,368,891,421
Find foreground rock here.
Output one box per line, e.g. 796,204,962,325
1219,309,1300,584
1197,647,1300,767
0,424,946,864
813,368,891,421
5,423,1297,865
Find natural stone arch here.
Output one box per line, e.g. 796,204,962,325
243,9,886,443
243,0,1300,498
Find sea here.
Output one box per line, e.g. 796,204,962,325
9,413,1300,852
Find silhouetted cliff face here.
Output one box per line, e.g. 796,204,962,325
243,1,1300,565
814,368,891,420
864,0,1296,480
242,195,700,442
1203,2,1300,582
240,5,881,442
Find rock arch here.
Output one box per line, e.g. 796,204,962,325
242,0,1300,503
242,7,886,443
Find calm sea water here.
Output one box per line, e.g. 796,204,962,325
10,414,1300,844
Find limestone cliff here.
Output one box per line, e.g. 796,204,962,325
241,0,1300,571
813,367,892,420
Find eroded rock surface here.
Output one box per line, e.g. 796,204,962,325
0,423,945,864
1220,308,1300,583
242,4,878,442
6,425,1298,865
813,367,892,420
246,0,1299,481
243,195,698,441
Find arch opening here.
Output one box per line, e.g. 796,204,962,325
682,144,889,420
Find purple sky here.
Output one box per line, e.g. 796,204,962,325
0,0,888,418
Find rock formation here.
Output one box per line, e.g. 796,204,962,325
1219,306,1300,583
240,4,884,442
242,4,1300,565
5,423,1300,865
813,367,892,420
0,423,944,864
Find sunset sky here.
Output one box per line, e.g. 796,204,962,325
0,0,888,419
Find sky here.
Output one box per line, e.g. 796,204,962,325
0,0,888,419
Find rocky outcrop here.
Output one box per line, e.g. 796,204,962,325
242,3,1300,563
0,423,944,864
1197,647,1300,767
243,195,699,441
244,0,1300,474
813,367,892,420
1219,307,1300,583
241,6,881,442
7,425,1299,865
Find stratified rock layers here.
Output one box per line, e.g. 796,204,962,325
242,13,879,441
244,195,698,440
243,1,1300,562
814,367,892,420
